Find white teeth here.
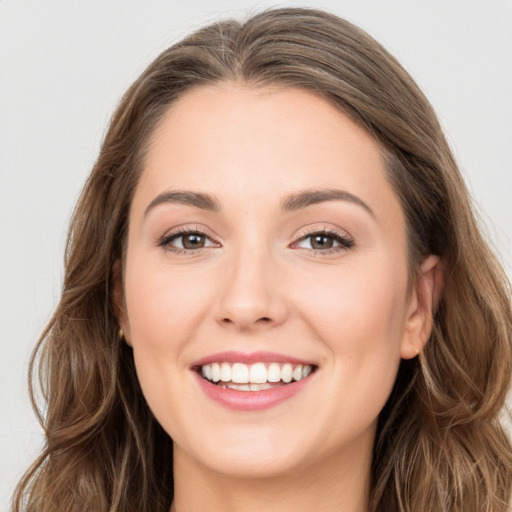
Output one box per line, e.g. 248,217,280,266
302,365,312,378
267,362,281,382
231,363,249,383
200,361,314,387
211,363,221,382
249,362,267,384
281,363,293,383
250,382,273,391
202,364,212,381
292,364,303,381
220,362,231,382
220,382,274,391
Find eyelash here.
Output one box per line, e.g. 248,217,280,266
291,228,354,254
158,227,354,255
158,227,218,254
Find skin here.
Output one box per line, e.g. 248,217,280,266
115,84,441,512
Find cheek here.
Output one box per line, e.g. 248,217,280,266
298,258,409,350
294,258,408,434
294,254,409,423
124,259,215,353
122,259,220,427
122,258,217,431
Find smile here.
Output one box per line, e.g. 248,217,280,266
192,352,318,410
199,362,315,391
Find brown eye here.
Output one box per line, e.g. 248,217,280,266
294,230,354,252
182,233,206,249
310,234,334,249
159,230,218,251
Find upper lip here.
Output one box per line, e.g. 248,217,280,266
191,351,317,368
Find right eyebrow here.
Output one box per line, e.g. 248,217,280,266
281,188,375,218
144,190,221,218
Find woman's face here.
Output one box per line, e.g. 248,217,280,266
117,84,433,479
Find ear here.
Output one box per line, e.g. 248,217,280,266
400,255,444,359
112,259,132,346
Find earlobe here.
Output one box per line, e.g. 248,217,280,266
112,259,132,346
400,255,444,359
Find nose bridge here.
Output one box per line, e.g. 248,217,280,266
216,238,287,329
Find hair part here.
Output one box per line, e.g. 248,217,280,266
14,8,512,512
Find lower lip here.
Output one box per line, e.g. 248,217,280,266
194,372,314,411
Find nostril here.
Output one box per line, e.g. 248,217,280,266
221,316,272,326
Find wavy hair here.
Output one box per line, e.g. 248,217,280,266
13,7,512,512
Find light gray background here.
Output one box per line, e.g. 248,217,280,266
1,1,511,509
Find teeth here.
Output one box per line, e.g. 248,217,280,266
267,362,281,383
200,361,315,387
302,365,312,378
219,382,274,391
202,364,212,381
250,382,273,391
211,363,221,382
249,362,267,384
281,363,293,383
220,362,231,382
232,363,249,383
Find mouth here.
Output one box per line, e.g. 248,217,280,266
196,362,317,391
191,351,318,410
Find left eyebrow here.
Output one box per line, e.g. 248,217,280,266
280,188,375,218
144,190,221,218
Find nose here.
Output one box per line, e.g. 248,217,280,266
214,249,288,331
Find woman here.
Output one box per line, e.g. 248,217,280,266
13,7,512,512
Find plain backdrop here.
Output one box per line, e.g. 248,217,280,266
1,0,511,509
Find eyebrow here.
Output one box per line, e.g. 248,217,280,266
144,187,374,218
281,188,375,217
144,191,221,217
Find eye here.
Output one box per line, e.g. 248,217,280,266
159,229,219,252
293,229,354,252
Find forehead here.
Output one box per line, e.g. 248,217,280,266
134,83,404,235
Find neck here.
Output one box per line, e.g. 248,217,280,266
170,436,373,512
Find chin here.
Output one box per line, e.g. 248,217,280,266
175,423,314,479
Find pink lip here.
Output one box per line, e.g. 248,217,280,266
191,351,315,367
191,351,318,411
193,371,315,411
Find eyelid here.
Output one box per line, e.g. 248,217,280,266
290,225,354,252
293,224,353,241
157,224,221,251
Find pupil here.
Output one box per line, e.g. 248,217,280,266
312,235,333,249
183,234,205,249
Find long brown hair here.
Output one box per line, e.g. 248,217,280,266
13,8,512,512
